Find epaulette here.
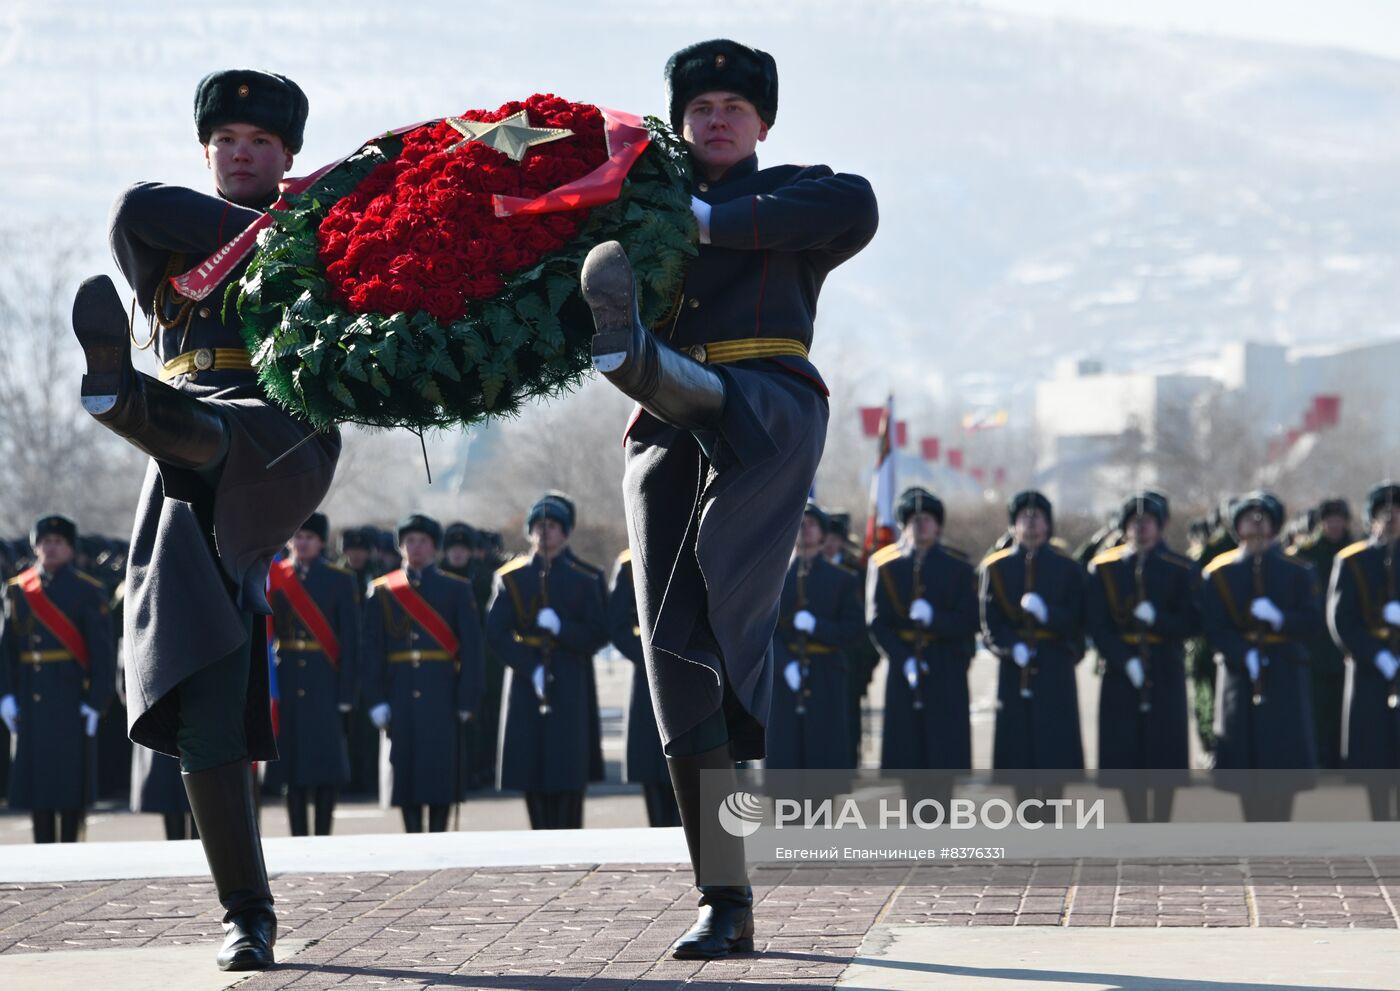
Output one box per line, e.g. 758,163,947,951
1089,545,1129,569
1049,537,1072,554
369,573,394,589
497,556,531,577
438,570,473,585
870,544,903,569
979,547,1015,571
615,547,632,566
5,573,24,588
941,545,969,561
1337,540,1372,561
324,561,355,577
1202,549,1241,576
1276,551,1312,571
565,555,604,580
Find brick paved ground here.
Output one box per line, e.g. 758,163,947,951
2,859,1397,989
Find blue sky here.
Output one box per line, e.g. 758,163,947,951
984,0,1400,60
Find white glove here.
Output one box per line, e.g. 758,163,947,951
1375,650,1400,682
1124,657,1145,690
0,695,16,735
1244,649,1261,682
1249,597,1284,631
1384,601,1400,627
79,703,99,738
532,664,547,700
338,703,353,714
691,196,712,244
1020,592,1048,625
1012,642,1032,668
369,702,391,729
793,610,817,634
902,657,921,688
536,608,561,636
1133,601,1156,627
784,660,803,692
909,598,934,627
459,710,474,723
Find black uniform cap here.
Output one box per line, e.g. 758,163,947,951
444,522,476,549
898,487,945,526
1230,491,1285,535
397,513,443,547
1008,490,1053,526
339,527,372,553
30,515,77,549
1118,491,1168,530
1317,498,1351,521
298,512,329,542
1367,482,1400,521
665,39,778,136
802,501,830,534
527,492,576,535
195,69,308,153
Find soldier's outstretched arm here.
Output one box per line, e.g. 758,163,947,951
708,169,878,261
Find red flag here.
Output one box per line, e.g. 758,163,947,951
864,396,898,555
948,449,964,470
920,437,940,462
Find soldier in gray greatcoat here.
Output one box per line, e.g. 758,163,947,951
1,516,115,843
487,494,608,830
577,38,878,959
68,70,338,970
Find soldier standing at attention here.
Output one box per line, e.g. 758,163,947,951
766,503,864,771
1327,483,1400,820
609,546,681,826
68,70,339,970
868,489,979,776
1,516,114,843
1289,498,1354,770
362,515,483,833
577,38,878,958
268,513,360,836
1086,493,1200,822
488,494,608,830
980,491,1086,816
1201,492,1321,822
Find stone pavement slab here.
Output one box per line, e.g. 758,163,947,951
0,939,311,991
837,927,1400,990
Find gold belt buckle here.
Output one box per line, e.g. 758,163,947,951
687,344,708,363
409,649,422,662
193,348,215,371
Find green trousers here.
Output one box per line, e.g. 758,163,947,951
177,616,253,773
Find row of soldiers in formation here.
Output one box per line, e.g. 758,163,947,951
4,480,1398,841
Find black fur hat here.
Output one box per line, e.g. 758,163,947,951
665,39,778,136
298,512,329,543
30,515,77,549
898,487,945,527
397,513,443,548
195,69,308,153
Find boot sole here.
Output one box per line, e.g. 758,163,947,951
581,241,641,376
72,274,132,411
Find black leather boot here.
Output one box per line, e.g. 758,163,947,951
666,742,755,959
182,761,277,971
580,241,726,431
72,274,229,470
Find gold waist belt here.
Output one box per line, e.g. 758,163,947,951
387,649,453,662
1244,632,1291,646
159,347,254,382
680,338,809,365
1121,632,1165,646
22,650,74,664
788,641,836,655
276,639,323,653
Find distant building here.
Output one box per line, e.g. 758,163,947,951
1033,338,1400,515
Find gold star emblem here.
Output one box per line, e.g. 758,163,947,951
444,109,573,162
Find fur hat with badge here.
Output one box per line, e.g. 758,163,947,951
195,69,308,153
665,39,778,136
